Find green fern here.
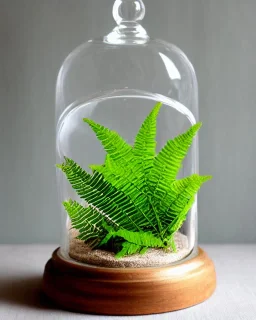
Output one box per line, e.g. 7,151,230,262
58,102,211,258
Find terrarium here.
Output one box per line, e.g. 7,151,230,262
43,0,216,315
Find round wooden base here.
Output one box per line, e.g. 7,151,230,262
42,247,216,315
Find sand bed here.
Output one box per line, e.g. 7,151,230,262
69,231,190,268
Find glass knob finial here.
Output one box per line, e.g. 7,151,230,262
113,0,146,25
105,0,148,44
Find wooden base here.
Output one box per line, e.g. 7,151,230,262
42,247,216,315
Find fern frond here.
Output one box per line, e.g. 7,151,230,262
148,123,202,214
172,174,212,195
87,104,164,233
83,118,133,162
166,196,195,239
113,228,164,248
58,157,150,232
99,224,164,258
115,242,142,259
84,118,155,227
103,226,164,258
163,174,212,237
63,200,106,245
133,102,162,173
150,122,201,182
83,118,144,191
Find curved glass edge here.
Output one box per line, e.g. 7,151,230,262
58,245,198,269
55,38,198,122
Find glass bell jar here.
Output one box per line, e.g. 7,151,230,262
55,0,207,269
43,0,216,314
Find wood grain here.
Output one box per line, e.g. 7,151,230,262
42,247,216,315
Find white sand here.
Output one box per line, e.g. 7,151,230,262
69,231,190,268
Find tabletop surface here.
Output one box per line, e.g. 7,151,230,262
0,244,256,320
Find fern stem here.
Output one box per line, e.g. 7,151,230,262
148,198,163,239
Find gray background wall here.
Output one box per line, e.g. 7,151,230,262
1,0,255,244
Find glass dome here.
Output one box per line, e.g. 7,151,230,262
56,0,202,267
